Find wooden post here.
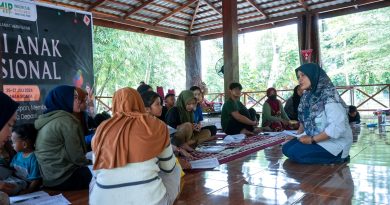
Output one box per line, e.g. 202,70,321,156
297,13,321,65
185,36,202,89
222,0,239,99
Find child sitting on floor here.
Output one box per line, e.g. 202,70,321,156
141,91,192,170
10,124,41,194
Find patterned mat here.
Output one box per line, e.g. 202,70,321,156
191,134,287,164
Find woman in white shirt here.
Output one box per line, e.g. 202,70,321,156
89,87,180,205
282,63,352,164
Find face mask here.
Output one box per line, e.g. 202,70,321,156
269,95,277,100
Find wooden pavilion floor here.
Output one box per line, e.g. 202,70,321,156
53,122,390,205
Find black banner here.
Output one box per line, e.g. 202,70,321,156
0,1,93,123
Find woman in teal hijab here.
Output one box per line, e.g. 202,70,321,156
166,90,212,152
282,63,352,164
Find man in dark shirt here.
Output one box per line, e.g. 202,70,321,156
348,105,361,124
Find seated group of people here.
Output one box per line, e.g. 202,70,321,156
0,63,354,204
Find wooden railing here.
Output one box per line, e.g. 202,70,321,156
95,84,390,112
205,84,390,112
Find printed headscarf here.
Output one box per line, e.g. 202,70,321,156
296,63,347,136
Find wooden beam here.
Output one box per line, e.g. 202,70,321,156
150,3,193,19
93,13,188,36
203,0,223,16
195,13,298,35
319,0,390,19
201,18,297,40
123,0,153,19
94,19,185,40
87,0,107,11
298,0,309,11
222,0,240,98
189,1,201,34
153,0,198,26
245,0,268,18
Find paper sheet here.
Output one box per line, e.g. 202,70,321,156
189,158,219,169
167,125,177,135
85,151,93,161
282,130,307,138
223,134,246,143
13,194,71,205
261,132,282,137
10,191,49,204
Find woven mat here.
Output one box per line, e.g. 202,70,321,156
191,134,286,164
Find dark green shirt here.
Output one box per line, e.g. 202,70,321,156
221,98,246,131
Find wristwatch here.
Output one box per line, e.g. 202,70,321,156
311,136,317,144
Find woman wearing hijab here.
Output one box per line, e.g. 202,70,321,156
282,63,352,164
90,87,180,205
284,85,303,121
34,85,91,190
166,90,212,152
0,92,24,204
261,88,291,131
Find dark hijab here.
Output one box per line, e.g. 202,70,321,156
292,85,301,113
0,92,19,129
44,85,75,114
137,84,152,95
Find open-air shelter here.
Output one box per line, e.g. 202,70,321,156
37,0,390,96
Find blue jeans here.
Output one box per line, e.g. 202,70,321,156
282,138,343,164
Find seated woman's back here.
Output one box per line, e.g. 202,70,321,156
34,85,89,189
90,87,180,205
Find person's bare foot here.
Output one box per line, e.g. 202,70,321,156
180,143,195,152
178,148,194,159
240,129,254,136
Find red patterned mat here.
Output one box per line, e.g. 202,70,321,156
191,134,286,164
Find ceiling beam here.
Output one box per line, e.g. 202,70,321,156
201,18,297,40
319,0,390,19
298,0,309,11
87,0,107,11
153,0,198,26
245,0,268,18
94,19,185,40
203,0,223,16
123,0,153,19
94,13,188,36
189,0,201,34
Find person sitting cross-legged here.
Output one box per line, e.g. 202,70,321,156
282,63,352,164
221,82,260,136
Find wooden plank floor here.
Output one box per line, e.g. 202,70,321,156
56,124,390,204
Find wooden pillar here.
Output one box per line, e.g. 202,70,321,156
297,13,321,64
185,36,202,89
222,0,239,99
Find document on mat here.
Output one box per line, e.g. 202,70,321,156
167,125,177,135
12,194,71,205
190,158,219,169
282,130,307,138
10,191,49,204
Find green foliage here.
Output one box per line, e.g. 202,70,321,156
93,26,185,98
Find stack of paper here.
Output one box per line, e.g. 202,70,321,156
10,191,71,205
282,130,306,138
223,134,245,143
189,158,219,169
196,146,225,153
